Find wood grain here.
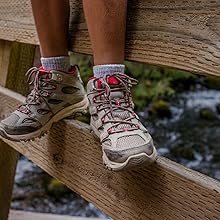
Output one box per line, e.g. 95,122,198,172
0,141,19,220
0,0,220,76
0,41,35,220
5,42,35,96
9,210,104,220
0,40,12,87
0,43,20,219
0,86,219,220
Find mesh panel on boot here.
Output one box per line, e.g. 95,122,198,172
110,110,132,130
2,113,20,126
116,135,145,149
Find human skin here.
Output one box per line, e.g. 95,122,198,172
31,0,127,64
31,0,70,57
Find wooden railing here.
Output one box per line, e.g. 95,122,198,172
0,1,220,220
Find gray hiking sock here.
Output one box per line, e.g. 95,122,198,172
41,56,70,72
93,64,125,78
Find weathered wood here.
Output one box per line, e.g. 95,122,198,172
0,40,35,95
0,40,35,220
0,86,219,220
0,40,12,87
6,42,35,96
0,142,19,220
0,40,20,220
8,210,104,220
0,0,220,77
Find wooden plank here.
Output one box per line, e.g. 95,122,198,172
0,0,220,77
9,210,104,220
0,40,35,220
0,142,19,220
0,40,20,220
0,40,12,87
5,42,35,96
0,86,219,220
0,40,35,95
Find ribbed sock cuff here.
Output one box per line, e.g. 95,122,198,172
93,64,125,78
41,56,70,72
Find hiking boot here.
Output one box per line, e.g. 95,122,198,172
87,73,157,171
0,66,88,141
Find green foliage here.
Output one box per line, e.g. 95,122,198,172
125,61,195,108
70,52,93,83
70,53,197,109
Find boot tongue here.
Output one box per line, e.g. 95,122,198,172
107,76,124,99
107,76,131,128
38,66,50,76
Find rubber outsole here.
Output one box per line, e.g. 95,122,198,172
102,145,158,171
90,129,157,171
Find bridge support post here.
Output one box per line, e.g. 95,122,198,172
0,40,36,220
0,141,19,220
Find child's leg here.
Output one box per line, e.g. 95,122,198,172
83,0,127,65
84,0,157,171
31,0,69,57
31,0,70,71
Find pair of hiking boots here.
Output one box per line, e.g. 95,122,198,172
0,66,157,171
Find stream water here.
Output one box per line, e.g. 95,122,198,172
11,87,220,218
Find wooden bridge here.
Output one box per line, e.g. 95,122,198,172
0,0,220,219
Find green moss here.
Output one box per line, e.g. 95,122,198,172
47,178,70,198
204,76,220,90
199,108,216,120
150,99,171,118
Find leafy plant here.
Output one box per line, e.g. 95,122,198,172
70,54,198,109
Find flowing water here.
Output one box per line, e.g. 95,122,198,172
11,87,220,217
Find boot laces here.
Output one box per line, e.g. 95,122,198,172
18,67,55,114
90,73,140,134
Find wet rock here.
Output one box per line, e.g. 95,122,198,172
214,171,220,180
47,178,70,199
158,148,169,156
212,154,220,163
199,108,216,120
150,100,171,118
170,146,195,160
216,104,220,114
204,76,220,90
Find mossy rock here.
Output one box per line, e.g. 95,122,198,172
170,146,195,160
199,108,216,120
204,76,220,90
216,104,220,114
47,178,70,198
150,99,171,118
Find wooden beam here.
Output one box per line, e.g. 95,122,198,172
0,0,220,77
0,86,219,220
0,40,12,87
5,42,35,96
9,210,104,220
0,40,20,220
0,40,35,220
0,142,19,220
